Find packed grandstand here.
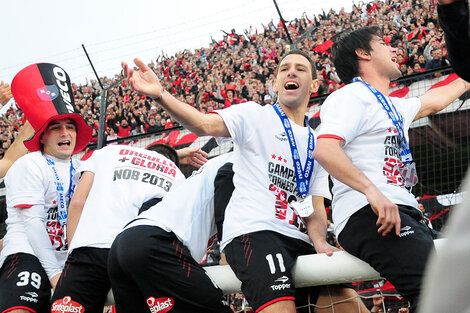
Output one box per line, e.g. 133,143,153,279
1,0,468,312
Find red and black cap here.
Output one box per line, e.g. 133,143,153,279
11,63,92,154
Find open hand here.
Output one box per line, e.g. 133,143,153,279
177,147,208,168
366,187,401,236
122,58,164,99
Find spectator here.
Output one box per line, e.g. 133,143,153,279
0,0,459,150
425,47,450,77
106,126,118,142
145,117,162,133
117,118,131,137
371,294,385,313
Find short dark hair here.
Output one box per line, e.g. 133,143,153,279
146,144,180,168
278,49,317,80
332,26,383,83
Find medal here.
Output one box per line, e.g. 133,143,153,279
291,195,314,217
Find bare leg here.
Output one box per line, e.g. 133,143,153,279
314,286,370,313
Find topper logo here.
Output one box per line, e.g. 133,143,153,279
53,67,74,113
147,296,174,313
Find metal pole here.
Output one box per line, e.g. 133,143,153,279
96,77,125,149
82,44,104,90
97,89,108,149
273,0,294,46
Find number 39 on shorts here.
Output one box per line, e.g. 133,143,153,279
17,271,42,289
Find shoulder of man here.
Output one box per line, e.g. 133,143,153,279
5,151,46,184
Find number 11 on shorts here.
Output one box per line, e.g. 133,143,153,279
266,253,286,274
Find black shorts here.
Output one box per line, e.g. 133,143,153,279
0,253,51,313
108,225,231,313
338,204,435,313
51,247,111,313
224,230,320,312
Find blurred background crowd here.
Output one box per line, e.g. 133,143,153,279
0,0,450,159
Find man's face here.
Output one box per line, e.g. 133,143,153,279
432,48,442,60
400,63,408,74
418,203,425,213
273,54,318,109
40,118,77,160
413,63,422,73
367,36,402,81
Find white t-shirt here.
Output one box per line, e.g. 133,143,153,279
0,151,79,278
215,102,331,249
69,145,185,252
318,81,421,236
127,153,233,263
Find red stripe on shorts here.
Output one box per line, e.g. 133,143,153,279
3,306,37,313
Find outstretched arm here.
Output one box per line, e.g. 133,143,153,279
416,78,470,120
0,121,34,178
122,58,230,137
314,138,401,236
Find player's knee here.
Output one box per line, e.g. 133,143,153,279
258,299,296,313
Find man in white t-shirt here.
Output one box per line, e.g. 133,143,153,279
0,63,92,313
50,144,206,313
108,153,234,313
121,50,343,313
313,26,470,313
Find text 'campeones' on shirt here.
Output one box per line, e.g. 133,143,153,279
215,101,331,249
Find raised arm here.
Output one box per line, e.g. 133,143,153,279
0,81,13,105
416,77,470,120
313,138,401,236
122,58,230,137
0,121,34,178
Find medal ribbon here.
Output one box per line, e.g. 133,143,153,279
44,155,76,228
352,77,413,164
273,102,315,197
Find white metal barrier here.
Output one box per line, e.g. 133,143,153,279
106,238,445,303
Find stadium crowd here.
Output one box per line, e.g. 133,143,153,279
0,0,451,155
1,0,467,312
